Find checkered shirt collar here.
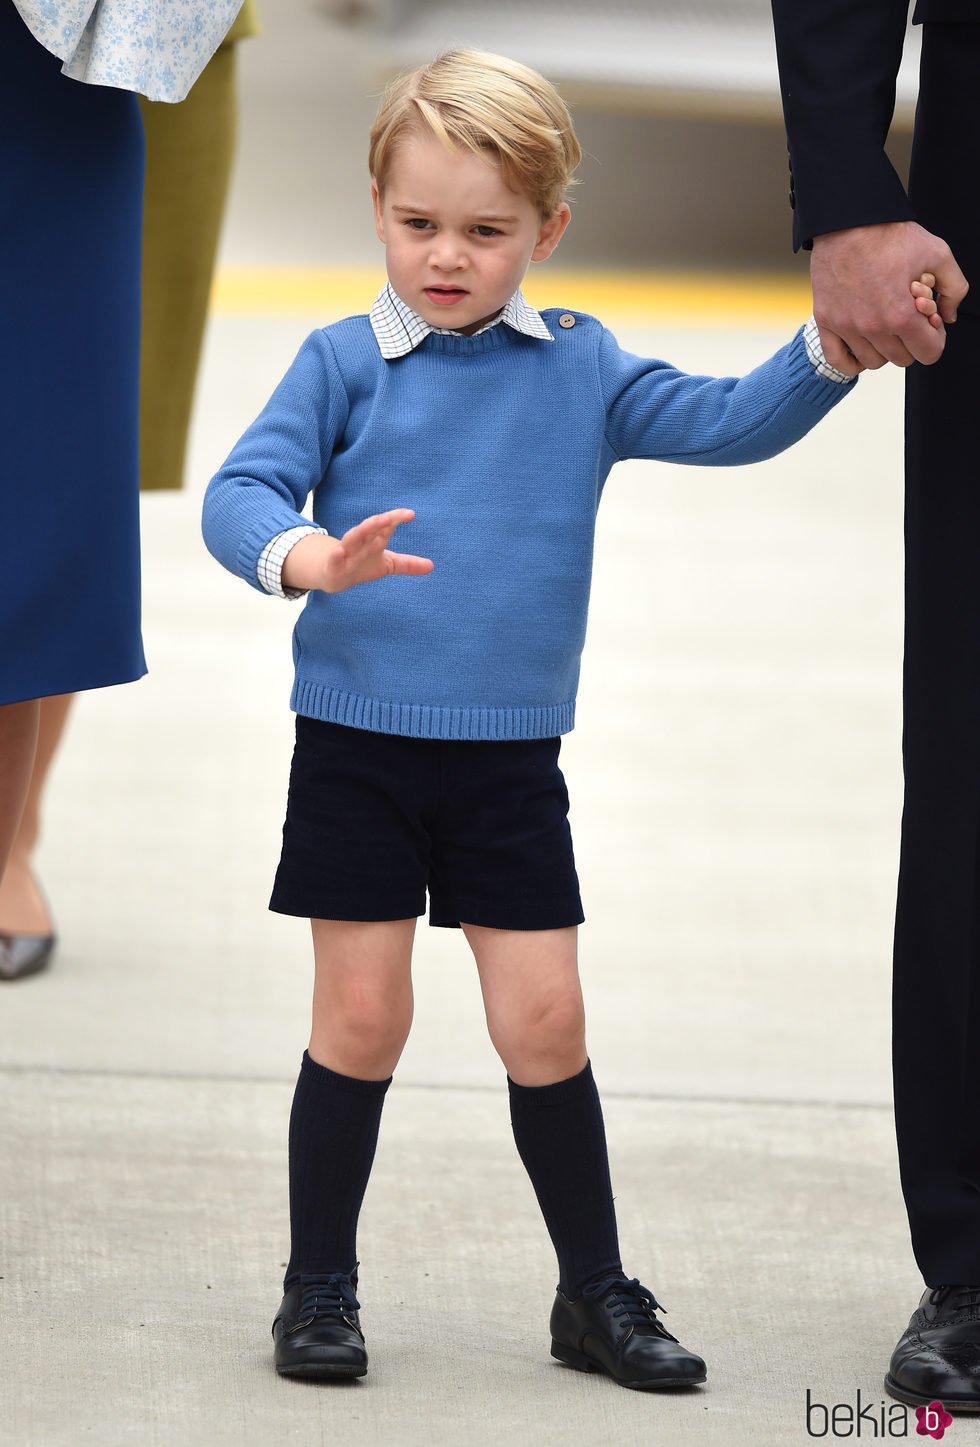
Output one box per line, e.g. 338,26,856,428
369,282,553,359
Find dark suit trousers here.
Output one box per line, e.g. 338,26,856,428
897,22,980,1282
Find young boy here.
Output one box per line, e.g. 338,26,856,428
203,48,877,1390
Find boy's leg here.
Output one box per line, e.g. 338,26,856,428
308,916,416,1079
465,921,705,1391
464,922,616,1289
274,917,415,1380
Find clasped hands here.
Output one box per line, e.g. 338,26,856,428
812,220,969,376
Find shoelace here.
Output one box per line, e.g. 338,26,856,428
929,1285,980,1312
582,1274,666,1330
296,1272,361,1326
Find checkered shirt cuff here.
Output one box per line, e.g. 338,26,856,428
803,315,856,385
256,525,327,598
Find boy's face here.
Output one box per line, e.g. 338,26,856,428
372,132,570,336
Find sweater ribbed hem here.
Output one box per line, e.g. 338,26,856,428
290,679,575,741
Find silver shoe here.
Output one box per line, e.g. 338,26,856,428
0,932,56,980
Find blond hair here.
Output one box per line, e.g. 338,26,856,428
369,50,581,218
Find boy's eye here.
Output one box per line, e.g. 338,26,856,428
405,218,432,230
473,225,499,238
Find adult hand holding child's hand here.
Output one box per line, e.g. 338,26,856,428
810,221,967,374
282,509,433,593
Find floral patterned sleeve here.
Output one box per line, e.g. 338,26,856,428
12,0,242,101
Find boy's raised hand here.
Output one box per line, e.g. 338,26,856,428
281,509,433,594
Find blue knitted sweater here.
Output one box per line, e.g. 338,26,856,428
203,310,851,740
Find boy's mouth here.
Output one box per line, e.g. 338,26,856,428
424,286,469,305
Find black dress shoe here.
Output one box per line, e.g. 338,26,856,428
886,1285,980,1412
272,1272,367,1379
550,1272,707,1390
0,932,55,981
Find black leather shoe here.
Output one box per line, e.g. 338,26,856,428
550,1273,707,1390
886,1285,980,1412
272,1272,367,1379
0,932,55,981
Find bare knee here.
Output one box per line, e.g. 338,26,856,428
492,990,587,1086
309,917,415,1080
311,975,413,1080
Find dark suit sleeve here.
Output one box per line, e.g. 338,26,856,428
770,0,915,250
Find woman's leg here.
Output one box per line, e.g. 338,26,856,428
0,699,40,886
0,692,72,934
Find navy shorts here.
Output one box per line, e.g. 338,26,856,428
270,717,584,930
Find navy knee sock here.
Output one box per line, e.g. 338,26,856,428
284,1050,390,1289
508,1061,623,1297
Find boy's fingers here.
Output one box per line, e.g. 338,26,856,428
363,508,415,530
387,552,433,575
347,509,416,545
819,327,864,376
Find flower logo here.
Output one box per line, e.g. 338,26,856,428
916,1400,953,1439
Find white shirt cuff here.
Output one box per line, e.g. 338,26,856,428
803,315,856,385
256,525,327,598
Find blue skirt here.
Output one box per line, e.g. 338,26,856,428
0,2,146,703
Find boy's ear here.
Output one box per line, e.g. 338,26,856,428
371,177,386,243
531,202,571,263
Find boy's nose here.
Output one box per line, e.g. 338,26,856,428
428,236,467,270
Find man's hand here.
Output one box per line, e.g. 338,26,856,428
811,221,968,373
281,508,434,593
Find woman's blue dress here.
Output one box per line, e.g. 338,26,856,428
0,0,146,703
